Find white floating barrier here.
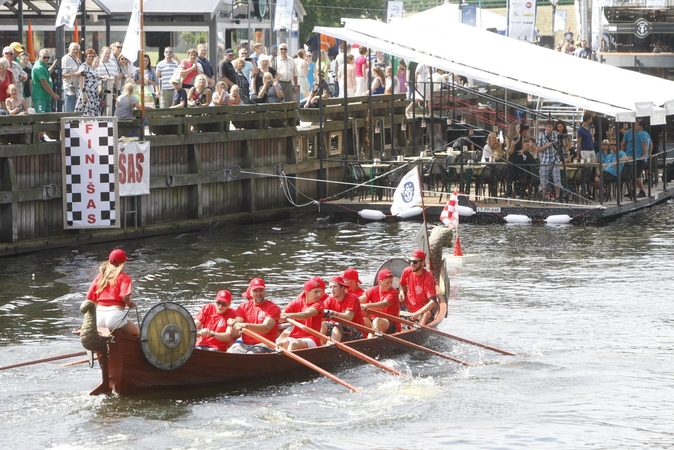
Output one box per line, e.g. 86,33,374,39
457,205,476,216
396,206,423,219
544,214,572,224
504,214,532,224
358,209,386,221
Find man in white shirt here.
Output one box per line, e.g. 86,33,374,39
155,47,179,109
275,44,298,103
61,42,81,112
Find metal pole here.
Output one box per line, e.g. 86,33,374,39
18,0,23,43
342,41,348,158
368,47,373,160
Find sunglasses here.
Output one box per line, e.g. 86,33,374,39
241,52,248,55
409,259,422,264
41,56,50,60
165,50,173,53
279,48,288,51
216,301,230,307
4,52,13,55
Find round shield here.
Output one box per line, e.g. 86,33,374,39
373,258,409,288
140,302,196,371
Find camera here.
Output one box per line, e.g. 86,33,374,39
195,100,201,106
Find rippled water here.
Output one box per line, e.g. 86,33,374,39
1,204,674,448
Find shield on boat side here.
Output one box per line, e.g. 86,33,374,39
140,302,197,371
373,258,408,288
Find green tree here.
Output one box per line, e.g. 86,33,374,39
299,0,386,45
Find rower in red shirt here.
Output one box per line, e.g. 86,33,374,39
343,268,365,297
228,278,281,354
277,278,326,351
194,289,237,352
360,269,400,335
399,249,438,326
322,276,365,342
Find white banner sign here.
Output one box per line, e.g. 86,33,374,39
119,141,150,196
507,0,538,42
554,10,567,32
274,0,295,31
55,0,81,28
391,167,422,215
386,1,404,23
62,118,120,229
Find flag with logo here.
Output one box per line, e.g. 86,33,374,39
391,167,422,215
439,189,459,229
121,0,141,64
55,0,81,28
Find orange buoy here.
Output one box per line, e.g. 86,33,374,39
453,237,464,256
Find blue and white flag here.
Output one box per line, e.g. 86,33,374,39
391,167,422,216
121,0,141,64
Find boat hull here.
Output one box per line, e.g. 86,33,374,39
95,301,447,395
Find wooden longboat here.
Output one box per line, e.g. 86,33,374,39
89,298,447,396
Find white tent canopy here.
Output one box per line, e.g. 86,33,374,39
315,3,674,119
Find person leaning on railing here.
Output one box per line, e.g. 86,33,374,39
114,81,141,119
301,70,330,108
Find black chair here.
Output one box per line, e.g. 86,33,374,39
347,163,369,201
437,162,462,202
385,169,404,201
474,165,492,202
488,164,507,202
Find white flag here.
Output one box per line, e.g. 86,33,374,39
391,167,422,215
55,0,81,28
122,0,141,64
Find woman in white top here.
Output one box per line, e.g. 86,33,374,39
482,132,504,162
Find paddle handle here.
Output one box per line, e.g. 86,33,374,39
330,316,474,366
0,351,88,371
285,318,404,377
241,328,361,393
368,309,518,356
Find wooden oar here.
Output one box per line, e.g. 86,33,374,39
330,316,475,367
0,351,88,371
285,318,404,377
241,328,361,393
368,309,518,356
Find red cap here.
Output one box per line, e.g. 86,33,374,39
329,276,349,287
410,249,426,261
377,269,394,281
215,290,232,303
249,278,266,290
109,249,128,265
343,268,362,284
311,276,326,290
303,279,323,292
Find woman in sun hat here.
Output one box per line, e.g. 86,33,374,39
86,248,139,335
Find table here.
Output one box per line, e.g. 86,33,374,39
360,163,391,200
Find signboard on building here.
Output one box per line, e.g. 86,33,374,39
61,117,120,229
507,0,538,42
119,141,151,197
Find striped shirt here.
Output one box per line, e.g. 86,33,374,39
156,59,179,91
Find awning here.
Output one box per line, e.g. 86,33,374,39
99,0,221,18
315,3,674,119
0,0,111,18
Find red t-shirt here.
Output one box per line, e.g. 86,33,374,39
363,285,401,331
195,303,237,351
323,292,364,326
86,273,132,308
286,293,325,346
346,286,365,298
399,267,437,313
0,70,14,103
181,60,198,85
355,56,367,78
235,299,281,345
